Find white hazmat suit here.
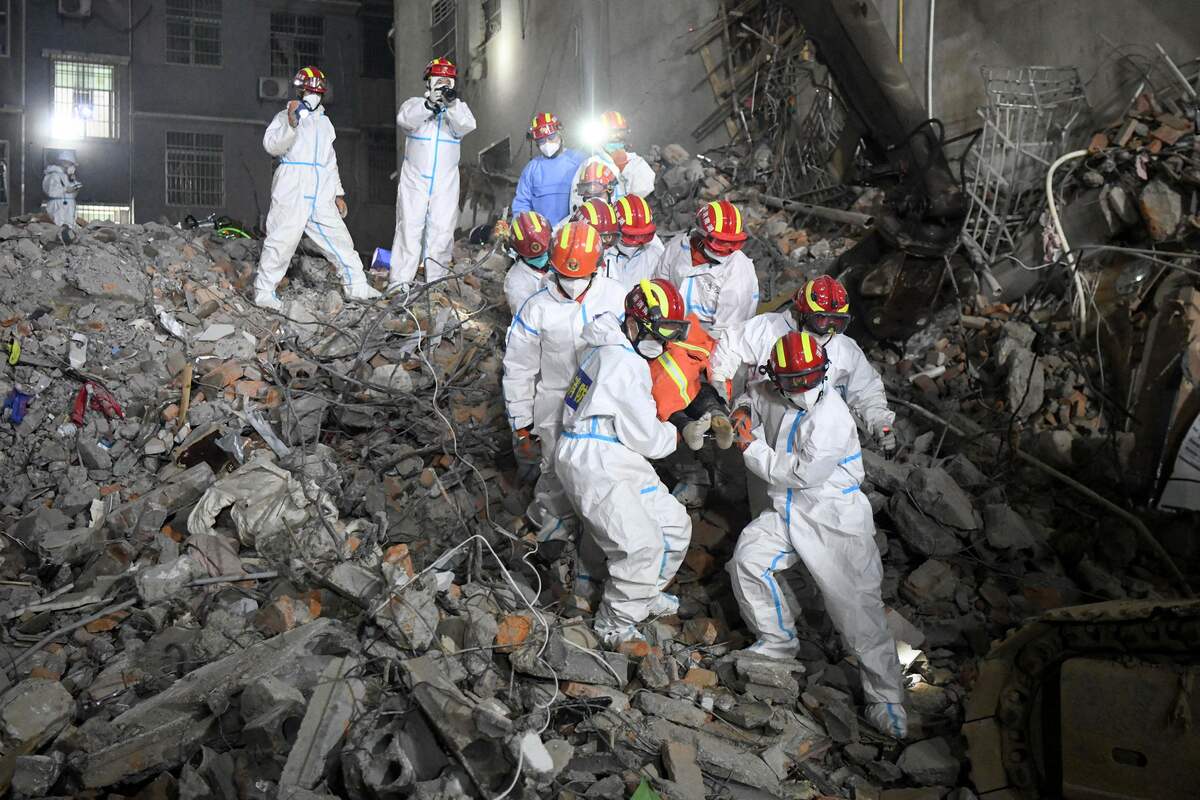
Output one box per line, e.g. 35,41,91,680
503,275,627,537
555,313,692,645
654,233,759,339
580,150,656,199
727,378,905,735
42,165,80,227
389,95,476,288
503,260,550,317
710,309,896,434
568,155,625,217
603,235,665,292
254,104,378,307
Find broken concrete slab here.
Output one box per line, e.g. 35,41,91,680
279,656,367,791
0,678,74,744
662,740,706,797
106,462,215,540
898,737,961,785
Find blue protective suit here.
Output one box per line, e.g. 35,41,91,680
512,149,586,227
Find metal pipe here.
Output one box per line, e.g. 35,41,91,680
925,0,936,114
755,191,875,228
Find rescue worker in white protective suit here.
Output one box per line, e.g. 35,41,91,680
503,221,627,542
568,158,623,218
607,195,665,292
580,111,656,199
388,58,477,292
556,278,694,648
710,274,896,453
569,199,620,282
253,66,381,310
726,330,907,738
654,200,759,340
42,152,81,228
501,210,553,316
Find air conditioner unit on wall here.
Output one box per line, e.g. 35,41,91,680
58,0,93,18
258,77,335,105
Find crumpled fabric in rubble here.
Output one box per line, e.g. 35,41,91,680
187,454,338,546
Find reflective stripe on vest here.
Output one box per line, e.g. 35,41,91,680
656,351,692,406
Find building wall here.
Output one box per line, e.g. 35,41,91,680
393,0,722,213
12,0,396,247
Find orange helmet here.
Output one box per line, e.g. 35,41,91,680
425,58,457,79
614,195,655,246
512,211,551,262
600,110,630,138
794,275,852,335
571,199,619,238
549,222,602,278
766,332,828,395
625,279,690,354
577,161,618,201
292,66,327,95
529,112,561,141
696,200,747,256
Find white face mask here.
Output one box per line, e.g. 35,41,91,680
616,241,640,257
556,275,591,299
635,338,664,359
428,77,455,92
538,139,561,158
703,246,731,265
784,384,823,411
302,93,322,110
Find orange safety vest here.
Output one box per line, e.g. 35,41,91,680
650,313,717,421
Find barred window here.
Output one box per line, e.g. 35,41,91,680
166,0,222,66
52,59,118,140
77,203,132,224
482,0,500,40
431,0,456,63
166,132,223,207
270,13,324,79
0,1,10,58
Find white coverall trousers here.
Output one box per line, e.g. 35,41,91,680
390,97,476,288
42,166,78,227
729,500,902,704
557,419,691,624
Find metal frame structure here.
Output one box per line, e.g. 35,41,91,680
269,11,324,79
961,66,1089,267
51,57,118,140
165,0,222,67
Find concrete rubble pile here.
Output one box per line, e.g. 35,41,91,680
0,120,1194,796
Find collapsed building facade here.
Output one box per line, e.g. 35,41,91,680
0,1,1197,799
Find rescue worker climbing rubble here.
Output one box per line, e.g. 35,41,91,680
556,279,694,648
42,151,81,229
710,274,897,453
253,66,381,311
502,221,627,543
726,330,907,739
501,210,553,316
388,58,477,293
654,200,759,340
607,195,665,292
512,113,586,227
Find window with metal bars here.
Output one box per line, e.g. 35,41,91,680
431,0,456,63
52,59,118,140
0,141,8,205
361,16,394,79
367,133,397,204
270,13,324,79
165,131,224,207
166,0,222,66
0,2,10,58
482,0,500,41
77,203,132,224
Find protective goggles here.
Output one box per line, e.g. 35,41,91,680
634,314,690,343
764,363,826,394
804,311,852,335
578,181,613,198
703,235,745,257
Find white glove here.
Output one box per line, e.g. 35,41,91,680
709,413,734,450
681,412,712,451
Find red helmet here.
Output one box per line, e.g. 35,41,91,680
766,332,828,395
625,279,690,346
696,200,748,256
292,66,327,95
549,221,602,278
600,110,630,138
511,211,551,262
529,112,561,141
794,275,852,335
571,200,619,237
425,58,457,79
577,161,618,200
614,195,655,246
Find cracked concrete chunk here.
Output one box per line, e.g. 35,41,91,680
0,678,74,744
